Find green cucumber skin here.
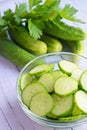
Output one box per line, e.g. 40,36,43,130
66,40,84,56
79,70,87,91
9,26,47,55
44,21,86,41
0,38,35,67
41,34,62,52
58,115,86,122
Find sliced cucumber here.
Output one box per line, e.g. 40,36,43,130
51,93,73,116
54,76,78,96
79,70,87,91
58,115,86,122
29,63,54,77
21,82,47,107
20,73,33,91
20,59,87,120
71,105,83,116
71,68,83,81
58,60,78,75
75,90,87,113
47,112,58,119
38,73,55,93
30,92,54,117
51,70,64,80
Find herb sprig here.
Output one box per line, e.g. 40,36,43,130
0,0,84,39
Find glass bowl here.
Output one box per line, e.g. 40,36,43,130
16,52,87,129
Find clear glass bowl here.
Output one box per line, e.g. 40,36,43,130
16,52,87,129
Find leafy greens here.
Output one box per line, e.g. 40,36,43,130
0,0,84,39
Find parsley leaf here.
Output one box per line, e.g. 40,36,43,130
28,19,43,39
14,3,28,24
0,0,85,40
29,0,43,10
14,3,28,18
30,4,49,20
0,18,7,27
60,4,84,23
3,9,14,21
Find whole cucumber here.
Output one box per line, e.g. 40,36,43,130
8,26,47,55
66,40,85,56
44,21,86,41
41,34,63,52
0,38,35,68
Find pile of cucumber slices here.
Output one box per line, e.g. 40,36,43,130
20,60,87,122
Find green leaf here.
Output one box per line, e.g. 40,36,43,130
61,4,77,17
31,4,49,19
14,3,29,25
0,18,7,27
15,3,28,18
28,19,42,39
44,0,60,7
3,9,14,21
32,20,45,30
14,15,22,25
60,4,84,23
52,16,63,30
29,0,42,10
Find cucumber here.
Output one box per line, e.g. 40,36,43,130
19,60,87,120
58,115,86,122
21,82,47,107
51,70,64,80
41,34,63,53
29,63,54,77
75,90,87,113
51,93,73,116
66,40,85,56
47,112,58,119
20,73,33,91
44,21,86,41
8,26,47,55
0,30,7,38
54,76,78,96
71,68,83,81
30,92,54,117
0,38,35,68
38,73,55,93
79,70,87,91
71,105,83,116
58,60,78,75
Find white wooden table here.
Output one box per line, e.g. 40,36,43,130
0,0,87,130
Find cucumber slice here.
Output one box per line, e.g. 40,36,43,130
20,73,33,91
71,105,83,116
21,82,47,107
75,90,87,113
30,92,54,117
51,93,73,116
79,70,87,91
54,77,78,96
51,70,64,80
58,60,78,75
38,73,55,93
58,115,86,122
29,63,54,77
47,112,58,119
71,68,83,81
